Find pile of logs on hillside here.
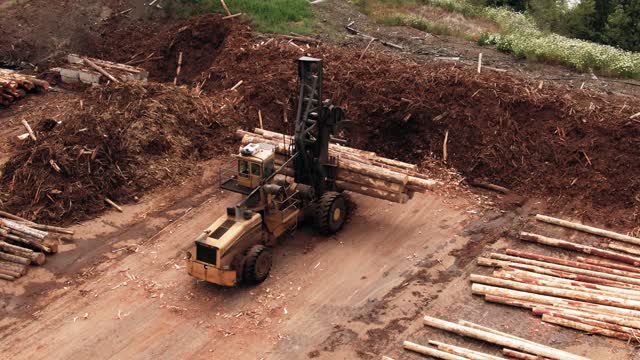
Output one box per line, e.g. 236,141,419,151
0,69,49,107
235,128,438,203
473,213,640,342
394,316,590,360
53,54,149,85
0,211,73,281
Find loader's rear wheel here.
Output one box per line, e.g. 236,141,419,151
315,192,347,235
243,245,272,284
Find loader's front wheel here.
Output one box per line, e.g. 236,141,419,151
243,245,272,284
315,192,347,235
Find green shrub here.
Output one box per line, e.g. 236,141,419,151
165,0,316,34
382,13,474,38
478,32,500,46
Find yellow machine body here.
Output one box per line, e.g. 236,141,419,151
187,211,263,286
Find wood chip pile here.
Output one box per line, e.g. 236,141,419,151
0,69,49,107
0,211,73,281
236,128,438,204
474,214,640,342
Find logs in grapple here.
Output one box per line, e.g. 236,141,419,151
236,129,438,203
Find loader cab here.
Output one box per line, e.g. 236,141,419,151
237,143,275,188
221,143,276,194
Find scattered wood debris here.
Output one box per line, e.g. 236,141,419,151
222,13,243,20
0,69,49,107
345,22,404,50
219,0,232,16
468,181,510,194
0,211,74,281
21,120,37,141
105,198,124,213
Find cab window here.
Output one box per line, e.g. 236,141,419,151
238,160,249,177
250,162,261,176
264,159,274,178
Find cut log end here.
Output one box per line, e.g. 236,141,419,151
33,252,46,265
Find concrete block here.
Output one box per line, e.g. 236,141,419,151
78,70,102,84
59,68,80,81
61,75,79,84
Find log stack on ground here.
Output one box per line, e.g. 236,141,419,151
0,69,49,107
235,128,438,203
535,214,640,246
473,247,640,342
408,316,590,360
467,212,640,341
0,211,73,281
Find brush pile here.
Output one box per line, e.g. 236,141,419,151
0,211,72,281
0,69,49,107
237,128,438,203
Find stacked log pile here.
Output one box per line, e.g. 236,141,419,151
0,69,49,107
0,211,73,281
397,316,589,360
472,213,640,342
235,128,438,203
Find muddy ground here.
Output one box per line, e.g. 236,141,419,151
1,1,640,359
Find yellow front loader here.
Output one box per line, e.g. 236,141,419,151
187,57,349,286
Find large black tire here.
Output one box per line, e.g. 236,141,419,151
242,245,272,284
314,191,347,235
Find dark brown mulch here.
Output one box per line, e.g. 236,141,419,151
3,13,639,230
197,32,640,229
0,82,245,224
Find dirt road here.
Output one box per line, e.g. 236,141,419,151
0,163,473,359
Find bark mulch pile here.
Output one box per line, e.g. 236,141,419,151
0,82,246,224
2,14,639,229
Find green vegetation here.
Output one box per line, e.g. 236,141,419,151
355,0,640,78
355,0,492,39
381,13,474,39
505,0,640,53
165,0,316,34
